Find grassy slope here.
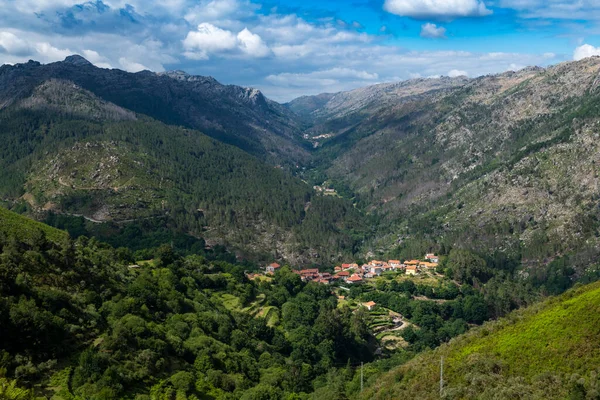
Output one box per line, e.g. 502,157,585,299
0,206,67,243
361,281,600,399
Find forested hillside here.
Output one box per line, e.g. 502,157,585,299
0,208,372,399
0,56,308,166
0,79,365,264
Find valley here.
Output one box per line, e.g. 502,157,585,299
2,54,600,399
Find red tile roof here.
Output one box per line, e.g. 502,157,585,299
347,274,363,282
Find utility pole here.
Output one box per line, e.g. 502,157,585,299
360,362,364,393
440,357,444,398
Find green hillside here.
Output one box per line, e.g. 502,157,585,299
0,80,366,264
0,214,372,399
360,281,600,399
0,206,67,243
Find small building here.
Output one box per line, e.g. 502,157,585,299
362,301,377,311
369,266,383,276
425,253,439,263
334,266,342,272
347,274,363,284
420,261,438,269
334,271,350,281
266,263,281,274
406,265,419,275
388,260,402,269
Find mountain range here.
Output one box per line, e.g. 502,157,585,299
3,55,600,271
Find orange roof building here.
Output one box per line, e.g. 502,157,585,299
347,274,363,283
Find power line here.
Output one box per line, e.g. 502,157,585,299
360,362,364,393
440,356,444,398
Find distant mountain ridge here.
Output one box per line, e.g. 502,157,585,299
0,63,365,264
0,55,309,165
285,57,600,272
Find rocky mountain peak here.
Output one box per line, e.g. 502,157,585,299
158,70,219,85
63,55,93,67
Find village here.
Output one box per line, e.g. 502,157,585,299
260,253,440,285
245,254,444,351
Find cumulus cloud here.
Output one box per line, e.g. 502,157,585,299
574,44,600,61
0,32,33,55
237,28,271,57
420,23,447,38
384,0,492,19
182,23,270,59
82,49,113,69
119,57,149,72
448,69,468,77
266,68,379,88
183,23,237,56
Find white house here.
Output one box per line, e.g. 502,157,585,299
425,253,439,263
266,263,281,274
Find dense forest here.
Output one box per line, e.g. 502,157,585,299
2,206,599,399
0,213,373,399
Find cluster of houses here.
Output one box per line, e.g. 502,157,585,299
261,254,440,285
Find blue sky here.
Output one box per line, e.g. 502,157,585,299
0,0,599,101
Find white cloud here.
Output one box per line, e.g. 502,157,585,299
183,23,238,55
35,42,72,60
0,32,32,55
574,44,600,61
82,49,113,69
184,0,257,25
182,24,271,59
237,28,271,57
266,68,379,88
420,23,447,38
384,0,492,19
119,57,150,72
448,69,468,77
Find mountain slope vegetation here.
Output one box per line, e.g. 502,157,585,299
294,57,600,272
0,205,67,243
359,280,600,399
0,56,308,166
0,79,365,264
0,210,372,399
